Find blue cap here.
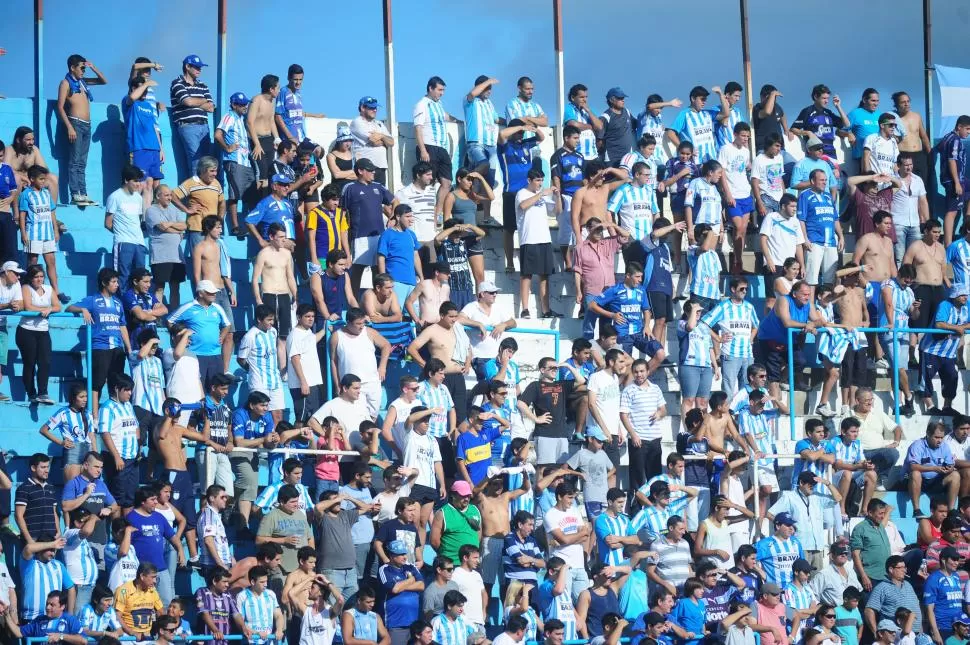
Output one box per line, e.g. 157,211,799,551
359,96,380,109
229,92,251,106
954,614,970,627
271,173,293,185
587,426,607,441
183,54,208,68
774,512,797,526
387,540,408,556
607,87,628,100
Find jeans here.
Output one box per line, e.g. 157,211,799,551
68,117,91,198
569,567,591,605
894,223,921,264
197,355,224,390
113,243,147,291
864,447,900,486
315,478,340,500
321,567,359,600
0,212,18,265
158,544,177,606
355,542,376,580
177,123,212,179
582,294,602,339
721,354,753,400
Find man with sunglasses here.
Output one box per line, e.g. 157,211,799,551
863,114,901,184
809,542,861,606
351,96,393,187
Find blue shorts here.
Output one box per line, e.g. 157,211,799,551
131,149,164,180
728,196,754,219
465,143,498,186
945,183,970,213
162,469,198,529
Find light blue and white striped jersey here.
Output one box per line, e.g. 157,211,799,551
670,108,717,163
105,542,138,591
236,588,279,644
99,399,139,460
815,302,852,364
825,436,864,466
923,300,970,358
216,111,251,167
20,556,74,620
18,186,56,242
620,150,659,190
878,279,916,340
563,102,599,161
594,512,631,565
755,535,803,588
784,581,818,610
254,481,314,514
464,97,499,146
684,178,722,226
433,613,474,645
791,438,829,493
129,352,165,415
196,506,232,568
688,247,722,300
239,326,282,393
63,528,98,587
537,580,578,640
947,239,970,287
79,604,122,634
506,469,536,515
347,608,380,644
413,96,450,148
608,183,658,239
646,473,690,515
711,105,745,150
636,112,669,165
702,300,759,359
738,407,780,468
677,319,714,368
46,406,95,444
628,504,669,542
505,97,544,142
418,381,453,438
619,382,665,441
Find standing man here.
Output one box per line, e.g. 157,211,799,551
666,86,718,164
903,219,947,367
215,91,256,233
790,85,851,157
168,278,233,389
798,170,844,289
341,159,399,295
893,152,931,263
702,277,760,399
505,76,547,149
14,453,60,544
598,87,635,166
620,358,667,490
920,286,970,419
146,185,187,311
105,164,149,289
498,119,543,273
275,64,326,157
251,224,298,360
380,540,425,645
564,84,604,163
191,216,236,377
767,472,842,570
171,157,225,264
56,54,106,206
516,168,561,318
935,115,970,246
892,91,932,183
396,162,438,259
849,499,892,592
414,76,461,217
287,304,326,423
719,122,754,274
246,75,281,194
351,96,393,187
550,125,586,269
464,76,501,200
862,114,901,179
169,55,214,181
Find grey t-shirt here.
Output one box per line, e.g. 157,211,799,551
567,448,614,503
146,203,185,264
422,580,459,619
317,508,359,571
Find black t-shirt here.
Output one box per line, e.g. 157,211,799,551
519,379,576,439
752,102,785,152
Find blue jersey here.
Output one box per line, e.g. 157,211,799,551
232,407,274,442
595,512,631,565
246,195,295,240
797,190,838,246
499,140,535,194
847,107,879,159
77,294,126,350
123,97,160,151
923,570,964,631
464,97,499,146
923,300,970,358
684,178,722,226
642,237,674,296
19,186,56,242
688,247,721,300
275,86,306,141
670,108,717,163
79,605,122,635
168,301,231,357
711,105,744,150
379,563,423,628
678,320,713,367
595,283,650,336
755,535,804,587
563,102,598,161
947,239,970,287
100,399,139,460
537,579,579,640
702,300,759,358
825,436,864,467
937,131,967,188
665,158,699,196
549,147,586,197
20,613,84,639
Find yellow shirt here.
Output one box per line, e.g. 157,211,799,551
173,176,225,231
305,206,348,258
114,581,163,635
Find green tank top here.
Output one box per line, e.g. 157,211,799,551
439,503,482,564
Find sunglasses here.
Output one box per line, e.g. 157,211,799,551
823,614,836,619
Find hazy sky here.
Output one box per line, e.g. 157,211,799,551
3,0,970,135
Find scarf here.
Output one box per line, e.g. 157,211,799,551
65,73,92,101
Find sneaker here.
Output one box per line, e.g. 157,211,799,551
0,392,9,402
942,405,960,417
926,406,944,416
875,358,890,370
900,400,916,417
840,405,851,417
876,484,887,492
57,293,70,305
520,309,531,319
816,403,837,418
80,195,98,206
28,396,39,405
541,309,564,319
70,195,87,206
36,394,54,405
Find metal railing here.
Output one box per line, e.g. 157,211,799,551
25,636,245,644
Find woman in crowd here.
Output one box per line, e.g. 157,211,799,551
442,168,494,286
17,263,60,405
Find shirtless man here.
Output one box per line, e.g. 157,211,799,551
892,91,932,183
228,543,284,597
835,264,871,413
4,127,59,199
903,218,949,366
702,393,744,454
407,301,473,422
282,549,338,644
853,210,898,292
570,161,630,242
193,215,237,373
474,473,530,592
56,54,106,206
246,74,282,193
362,273,403,323
252,223,297,359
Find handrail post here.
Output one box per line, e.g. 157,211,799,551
752,460,761,539
325,322,333,401
86,321,93,413
892,328,901,425
787,327,796,440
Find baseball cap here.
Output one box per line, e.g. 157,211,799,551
806,134,824,149
774,512,797,527
196,280,220,294
451,480,473,497
941,546,962,561
1,261,24,274
587,426,607,441
830,543,850,556
607,87,628,100
760,582,782,596
477,280,500,294
950,284,970,299
355,158,377,172
271,173,294,185
877,620,899,634
183,54,207,68
387,540,409,556
792,558,816,574
954,614,970,627
335,124,353,143
229,92,251,106
359,96,380,109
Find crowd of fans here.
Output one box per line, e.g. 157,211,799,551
0,48,969,645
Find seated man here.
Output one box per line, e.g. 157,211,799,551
361,273,403,323
904,421,959,518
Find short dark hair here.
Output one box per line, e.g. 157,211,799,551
29,453,51,468
427,76,446,92
121,163,145,183
287,64,304,79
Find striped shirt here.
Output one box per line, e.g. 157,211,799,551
636,112,669,165
197,506,232,568
20,556,74,620
713,106,744,150
464,97,499,146
106,542,138,591
702,300,759,358
792,438,829,493
620,381,665,440
826,436,864,467
63,528,98,586
670,108,717,163
173,176,225,231
169,76,212,126
46,406,95,444
594,512,631,565
923,300,969,358
647,537,692,591
739,407,779,469
505,97,544,141
629,504,669,541
15,478,59,538
418,381,453,438
756,536,803,587
879,279,916,341
216,111,251,167
413,96,450,148
502,532,543,582
129,352,165,415
236,588,279,644
677,319,714,367
684,178,722,227
306,207,349,257
254,481,314,514
688,247,721,300
608,183,658,239
947,239,970,287
537,580,578,640
239,326,282,393
99,399,139,460
563,102,599,161
79,605,122,634
433,613,474,645
195,587,239,641
19,186,56,241
647,473,690,515
816,302,853,364
506,469,535,515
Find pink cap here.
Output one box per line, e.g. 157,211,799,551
451,481,473,496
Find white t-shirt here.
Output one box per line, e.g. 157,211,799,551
0,281,22,306
718,144,751,199
759,212,805,266
312,397,370,442
350,116,391,169
300,605,337,645
162,350,204,403
452,567,486,626
461,300,510,359
395,183,438,243
586,370,621,437
752,153,785,202
945,433,969,462
515,188,555,245
493,633,525,645
387,397,420,456
403,430,442,488
287,326,324,387
543,506,586,569
0,559,15,604
863,134,900,179
890,173,926,228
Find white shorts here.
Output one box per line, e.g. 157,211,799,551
360,380,383,419
756,463,779,489
254,386,286,411
557,194,575,246
805,244,839,286
27,239,56,255
352,235,380,266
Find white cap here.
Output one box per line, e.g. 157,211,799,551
196,279,220,294
477,280,500,294
1,261,24,274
